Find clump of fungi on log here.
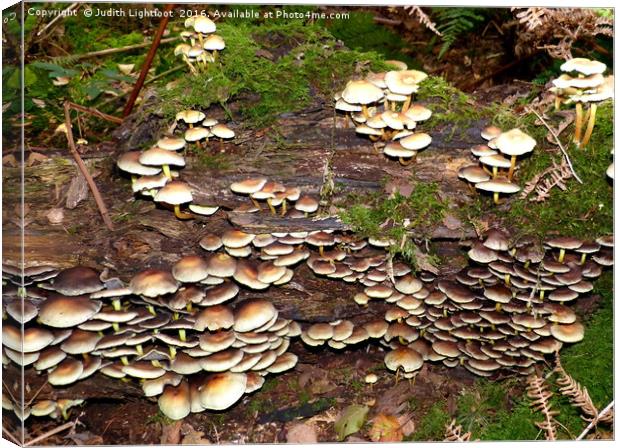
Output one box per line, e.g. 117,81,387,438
550,58,613,149
335,61,433,165
459,125,537,205
116,110,239,220
3,223,612,421
230,177,318,217
175,16,226,74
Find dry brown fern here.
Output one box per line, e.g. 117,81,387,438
520,159,573,202
554,356,614,425
510,8,613,60
526,374,559,440
404,6,442,36
443,419,471,442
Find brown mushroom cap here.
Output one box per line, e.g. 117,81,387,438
130,269,178,298
384,347,423,373
172,255,209,283
495,128,536,157
158,380,191,420
49,266,104,296
154,181,193,205
199,372,247,410
550,322,585,343
458,165,491,183
39,295,102,328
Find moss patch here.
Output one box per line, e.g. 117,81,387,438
339,181,447,269
157,20,389,127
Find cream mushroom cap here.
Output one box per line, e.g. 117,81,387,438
400,133,432,150
341,80,384,105
495,128,536,157
193,16,216,34
203,34,225,51
154,181,193,205
117,152,161,176
561,58,607,75
139,148,185,169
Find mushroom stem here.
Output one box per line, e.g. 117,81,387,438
492,166,498,179
495,303,502,312
319,246,325,257
574,102,584,145
504,274,511,287
195,140,203,150
554,96,561,111
580,253,587,265
539,290,545,301
173,204,193,220
493,192,500,205
136,344,144,356
131,175,137,185
112,323,120,332
112,299,121,311
250,197,262,210
182,56,197,74
580,103,597,148
558,248,566,263
120,356,129,366
402,95,412,113
213,49,219,61
267,199,276,215
281,199,287,216
362,104,370,119
179,329,187,342
147,305,156,316
399,157,414,166
186,302,193,312
507,155,517,180
162,165,173,181
169,346,177,359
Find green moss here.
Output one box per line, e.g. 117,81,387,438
157,20,388,127
339,181,447,269
194,152,232,170
410,401,450,441
480,401,539,440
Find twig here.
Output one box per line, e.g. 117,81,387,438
37,3,79,37
24,421,75,446
63,102,115,230
48,37,179,63
65,101,123,125
576,401,614,440
3,428,22,446
123,3,175,117
526,106,583,184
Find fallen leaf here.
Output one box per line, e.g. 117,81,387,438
160,421,183,445
398,412,416,437
442,212,462,230
180,423,210,444
46,207,65,225
26,151,49,166
369,414,403,442
412,246,439,274
286,422,318,443
2,154,18,167
334,405,369,441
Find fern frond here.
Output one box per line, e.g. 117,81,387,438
554,355,614,425
526,375,558,441
433,8,485,59
443,419,471,442
404,6,441,36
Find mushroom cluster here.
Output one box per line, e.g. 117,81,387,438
550,58,613,148
176,109,235,151
335,62,433,165
459,126,536,205
230,177,318,216
117,109,237,220
3,226,612,421
2,262,300,421
174,16,226,74
298,229,612,378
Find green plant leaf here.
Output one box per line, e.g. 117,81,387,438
334,404,369,441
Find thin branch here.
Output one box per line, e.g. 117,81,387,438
526,106,583,184
63,102,115,230
576,401,615,441
36,3,79,37
48,37,179,63
3,428,22,446
65,101,123,125
24,421,75,446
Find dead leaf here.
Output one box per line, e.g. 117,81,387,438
369,414,403,442
66,173,89,209
286,422,318,443
46,207,65,225
412,246,439,274
180,423,210,444
397,412,416,437
334,405,369,441
26,151,49,166
32,98,46,108
160,421,183,445
442,212,462,230
2,154,18,167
